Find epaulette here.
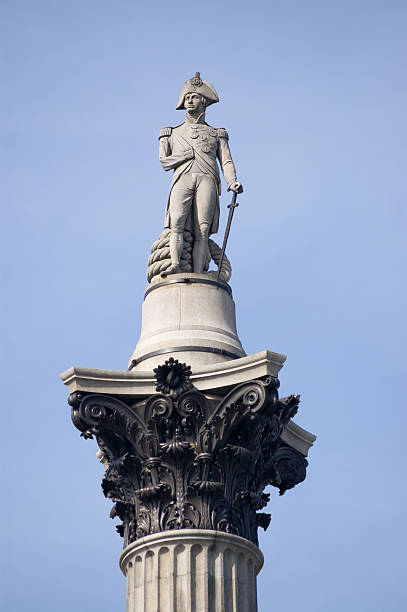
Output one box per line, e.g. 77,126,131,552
159,127,172,139
217,127,229,140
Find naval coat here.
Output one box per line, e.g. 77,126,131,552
159,115,237,235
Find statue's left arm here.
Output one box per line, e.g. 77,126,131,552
217,128,242,193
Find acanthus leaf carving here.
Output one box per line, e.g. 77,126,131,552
69,367,309,547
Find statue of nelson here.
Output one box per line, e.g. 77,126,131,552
158,73,242,276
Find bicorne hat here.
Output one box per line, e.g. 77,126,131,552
176,72,219,110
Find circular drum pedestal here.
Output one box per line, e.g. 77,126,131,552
129,273,246,371
119,530,263,612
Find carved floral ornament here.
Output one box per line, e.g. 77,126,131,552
192,74,203,88
69,359,308,548
153,357,192,399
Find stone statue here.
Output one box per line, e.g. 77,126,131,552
158,73,242,276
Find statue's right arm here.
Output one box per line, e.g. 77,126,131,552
159,128,194,172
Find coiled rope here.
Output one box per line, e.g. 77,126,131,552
147,229,232,284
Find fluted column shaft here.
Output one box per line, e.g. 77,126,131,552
119,530,263,612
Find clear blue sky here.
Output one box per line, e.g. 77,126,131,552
2,1,406,610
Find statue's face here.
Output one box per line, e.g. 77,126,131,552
184,93,206,113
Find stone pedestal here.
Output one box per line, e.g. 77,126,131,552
128,273,245,371
120,530,263,612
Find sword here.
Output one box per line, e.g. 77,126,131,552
217,185,243,279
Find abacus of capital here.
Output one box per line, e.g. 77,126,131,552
61,73,316,612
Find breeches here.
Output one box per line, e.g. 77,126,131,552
169,172,217,239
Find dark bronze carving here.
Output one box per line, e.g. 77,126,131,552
69,363,308,547
153,357,192,398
